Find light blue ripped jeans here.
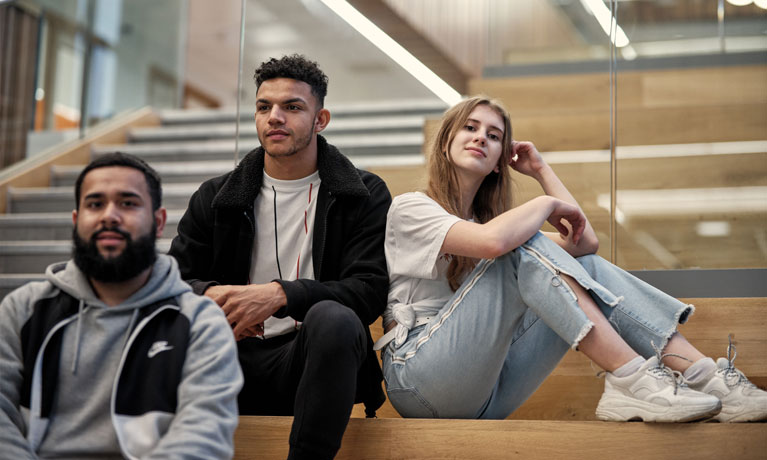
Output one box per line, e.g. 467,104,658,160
381,232,693,419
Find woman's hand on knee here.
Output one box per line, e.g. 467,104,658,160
547,198,585,245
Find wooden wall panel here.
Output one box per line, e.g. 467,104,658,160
468,65,767,150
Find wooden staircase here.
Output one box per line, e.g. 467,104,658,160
235,298,767,459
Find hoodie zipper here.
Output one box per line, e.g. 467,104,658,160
27,314,80,448
111,304,180,460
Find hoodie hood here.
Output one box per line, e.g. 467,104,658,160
45,254,191,310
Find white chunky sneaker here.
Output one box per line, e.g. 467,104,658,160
689,340,767,422
595,355,722,422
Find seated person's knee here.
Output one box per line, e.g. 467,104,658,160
303,301,366,352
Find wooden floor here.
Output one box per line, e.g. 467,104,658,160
234,417,767,460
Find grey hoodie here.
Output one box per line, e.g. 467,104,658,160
0,254,243,459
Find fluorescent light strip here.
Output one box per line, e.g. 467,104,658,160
597,186,767,217
541,140,767,164
580,0,630,48
320,0,462,105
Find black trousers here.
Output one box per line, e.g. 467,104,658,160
237,300,367,460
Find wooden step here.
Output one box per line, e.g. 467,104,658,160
234,416,767,460
354,298,767,421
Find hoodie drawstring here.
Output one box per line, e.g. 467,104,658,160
71,302,140,374
71,300,85,374
122,308,140,352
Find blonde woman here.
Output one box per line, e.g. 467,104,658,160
375,96,766,422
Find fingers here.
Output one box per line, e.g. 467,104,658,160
510,141,544,174
221,294,242,325
221,296,238,318
205,285,229,306
227,299,264,338
224,303,238,327
241,323,264,340
551,218,570,237
233,320,264,341
549,201,587,244
563,211,585,245
573,212,586,244
231,318,248,340
513,141,535,155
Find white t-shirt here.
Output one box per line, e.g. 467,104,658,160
378,192,463,349
250,170,321,338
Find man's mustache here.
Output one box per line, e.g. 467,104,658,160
91,227,132,241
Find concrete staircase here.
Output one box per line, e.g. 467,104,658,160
0,99,446,299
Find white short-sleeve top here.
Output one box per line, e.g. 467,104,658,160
377,192,463,350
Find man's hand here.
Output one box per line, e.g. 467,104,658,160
205,282,287,341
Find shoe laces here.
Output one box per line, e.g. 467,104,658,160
720,335,757,390
650,341,693,395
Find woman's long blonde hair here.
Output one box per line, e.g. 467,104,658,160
425,96,515,290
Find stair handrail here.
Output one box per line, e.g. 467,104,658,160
0,106,160,214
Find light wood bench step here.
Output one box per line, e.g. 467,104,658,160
234,416,767,460
355,298,767,420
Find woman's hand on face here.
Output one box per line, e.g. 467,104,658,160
547,198,586,245
510,141,546,177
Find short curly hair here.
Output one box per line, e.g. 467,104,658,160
254,54,329,107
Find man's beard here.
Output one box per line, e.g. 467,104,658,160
72,224,157,283
262,120,315,159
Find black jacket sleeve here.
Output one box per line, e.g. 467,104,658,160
168,180,223,296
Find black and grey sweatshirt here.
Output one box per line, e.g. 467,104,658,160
0,254,243,459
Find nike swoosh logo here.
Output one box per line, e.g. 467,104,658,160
147,340,174,358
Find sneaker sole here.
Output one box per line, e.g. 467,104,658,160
713,409,767,423
596,394,722,423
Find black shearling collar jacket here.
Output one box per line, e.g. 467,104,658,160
168,135,391,415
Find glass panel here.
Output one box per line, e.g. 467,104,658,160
614,2,767,269
232,0,442,192
2,0,188,164
479,0,615,256
36,0,87,135
378,0,766,269
108,0,187,117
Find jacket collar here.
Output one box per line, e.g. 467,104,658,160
211,135,369,209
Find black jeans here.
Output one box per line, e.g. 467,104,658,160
237,300,367,460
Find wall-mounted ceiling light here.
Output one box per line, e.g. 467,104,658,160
754,0,767,9
320,0,462,105
580,0,630,48
726,0,753,6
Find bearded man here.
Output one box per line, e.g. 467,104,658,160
0,152,243,459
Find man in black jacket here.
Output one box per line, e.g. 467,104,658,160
168,54,391,460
